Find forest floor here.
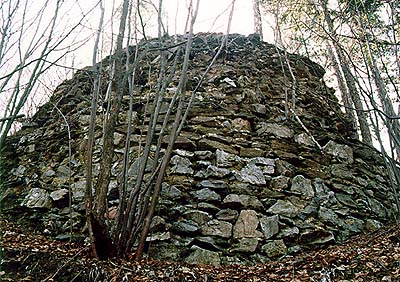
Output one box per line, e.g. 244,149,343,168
1,216,399,282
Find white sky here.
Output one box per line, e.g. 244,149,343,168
1,0,275,131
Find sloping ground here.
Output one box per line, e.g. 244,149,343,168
1,216,399,281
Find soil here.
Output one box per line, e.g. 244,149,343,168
1,216,399,281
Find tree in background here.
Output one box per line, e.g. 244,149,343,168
260,0,400,218
0,0,100,147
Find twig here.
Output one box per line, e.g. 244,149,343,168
291,109,323,151
41,247,86,282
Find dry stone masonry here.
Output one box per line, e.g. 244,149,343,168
1,33,398,265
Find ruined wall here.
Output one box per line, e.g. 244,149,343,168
1,34,397,265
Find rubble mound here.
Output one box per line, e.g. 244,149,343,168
1,33,397,265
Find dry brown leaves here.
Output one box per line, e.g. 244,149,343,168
1,218,399,281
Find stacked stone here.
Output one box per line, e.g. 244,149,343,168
1,33,396,265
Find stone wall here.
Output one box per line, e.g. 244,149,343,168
1,33,398,265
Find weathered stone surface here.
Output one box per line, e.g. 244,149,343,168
2,32,396,266
201,220,232,238
232,238,259,253
161,184,183,199
324,140,354,164
261,240,288,257
216,149,241,167
170,155,194,175
198,180,227,190
267,200,299,218
233,210,263,239
300,229,335,245
185,246,220,266
223,194,264,210
198,138,238,154
234,163,266,185
22,188,52,209
294,133,315,147
172,220,200,234
291,175,314,199
216,209,238,222
270,176,290,191
50,189,69,202
259,215,280,240
257,123,294,138
195,165,231,178
183,210,212,225
192,188,221,202
277,226,300,239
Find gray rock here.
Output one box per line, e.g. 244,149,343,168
259,215,280,239
261,240,288,257
257,122,294,138
50,189,69,202
174,149,195,157
149,243,181,261
294,133,315,147
299,229,335,245
323,140,354,164
251,103,267,114
42,169,56,178
201,220,232,238
318,207,344,227
192,188,221,202
234,163,266,185
193,237,221,251
129,156,156,176
183,210,212,225
267,200,299,218
150,216,166,232
198,180,227,190
71,181,86,201
56,165,70,177
194,150,214,159
364,219,383,232
248,157,275,167
198,202,220,213
22,188,52,209
367,197,387,218
270,176,290,191
216,209,238,222
172,219,200,234
216,149,241,167
233,210,263,239
185,245,220,266
262,166,275,175
291,175,314,199
170,155,194,175
223,194,264,210
11,165,26,177
276,226,299,239
332,183,354,194
161,184,183,199
344,217,364,233
336,193,358,208
195,165,231,178
147,232,171,242
330,164,354,179
232,238,259,253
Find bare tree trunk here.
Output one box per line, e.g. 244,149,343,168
135,0,201,260
85,0,105,259
90,0,131,259
326,43,358,139
252,0,263,40
318,0,373,145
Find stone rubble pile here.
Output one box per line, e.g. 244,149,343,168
1,33,397,265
